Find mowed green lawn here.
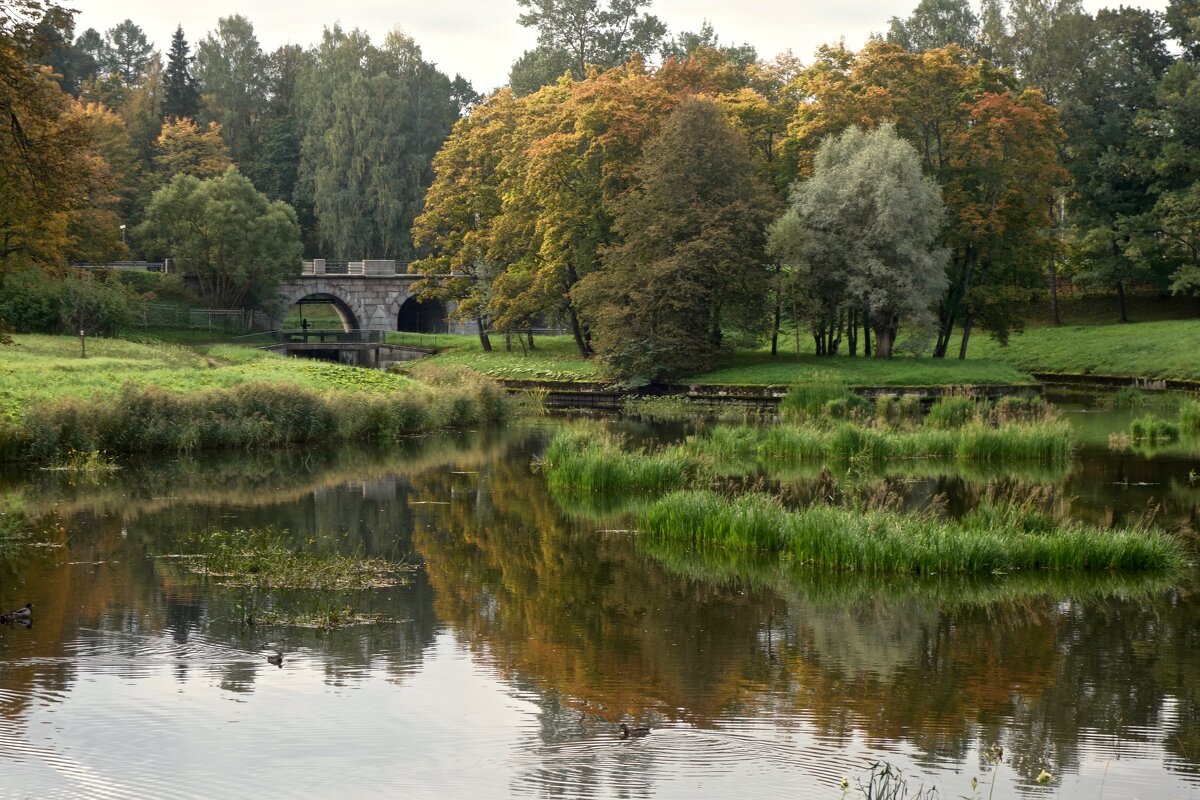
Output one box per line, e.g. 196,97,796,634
420,334,1033,386
0,335,416,422
968,319,1200,381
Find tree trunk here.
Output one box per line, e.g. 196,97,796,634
1047,256,1061,325
848,309,858,356
863,317,871,357
873,327,894,359
527,330,535,350
935,250,971,358
770,264,782,356
567,304,590,358
1117,280,1129,323
476,316,492,352
504,330,512,351
958,311,975,359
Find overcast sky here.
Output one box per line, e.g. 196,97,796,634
74,0,1171,93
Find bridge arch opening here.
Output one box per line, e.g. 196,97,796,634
284,293,360,332
397,296,448,334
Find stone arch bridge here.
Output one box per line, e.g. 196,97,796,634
269,260,475,335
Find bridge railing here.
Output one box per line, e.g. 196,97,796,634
300,259,414,276
269,328,390,345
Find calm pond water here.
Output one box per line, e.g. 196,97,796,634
2,403,1200,799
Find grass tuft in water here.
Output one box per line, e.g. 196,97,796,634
1129,415,1180,444
924,394,979,429
1180,399,1200,435
176,528,414,590
539,430,701,497
637,490,1185,574
779,374,867,422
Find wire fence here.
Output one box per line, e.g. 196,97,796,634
139,303,258,332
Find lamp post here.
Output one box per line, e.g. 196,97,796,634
120,224,126,246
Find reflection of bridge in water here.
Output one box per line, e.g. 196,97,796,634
270,259,476,336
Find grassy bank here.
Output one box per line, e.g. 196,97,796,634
418,318,1200,386
969,319,1200,381
0,335,510,462
639,490,1185,574
418,334,1034,386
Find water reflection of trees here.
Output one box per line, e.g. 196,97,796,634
0,430,531,727
3,421,1200,794
413,442,1200,790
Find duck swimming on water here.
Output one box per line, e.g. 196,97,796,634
266,651,284,668
0,604,31,624
619,724,651,739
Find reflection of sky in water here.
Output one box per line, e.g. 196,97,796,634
0,422,1198,798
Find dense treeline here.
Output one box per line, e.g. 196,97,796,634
3,0,1200,380
0,1,472,324
414,0,1200,381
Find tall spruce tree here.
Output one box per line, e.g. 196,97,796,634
163,25,199,120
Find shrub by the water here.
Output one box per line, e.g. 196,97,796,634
1129,415,1180,444
925,394,978,429
874,393,924,428
1181,399,1200,435
1113,387,1150,409
4,370,512,463
780,375,862,422
540,431,700,497
637,490,1185,574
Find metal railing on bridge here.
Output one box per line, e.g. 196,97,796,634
300,259,413,276
254,329,453,349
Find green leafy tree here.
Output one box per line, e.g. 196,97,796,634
1166,0,1200,60
196,15,267,165
294,28,460,260
163,24,199,120
1004,0,1093,104
136,168,302,309
244,44,306,206
1061,7,1172,322
771,125,947,359
886,0,980,53
1141,57,1200,300
510,0,667,94
104,19,154,87
573,97,773,382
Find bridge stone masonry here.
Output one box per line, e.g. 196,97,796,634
269,259,476,335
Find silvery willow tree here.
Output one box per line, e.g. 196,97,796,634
770,125,947,359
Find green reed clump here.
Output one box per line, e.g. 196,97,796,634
991,393,1050,424
925,394,979,428
1180,399,1200,435
638,490,789,551
780,375,862,422
955,421,1073,463
3,370,512,463
1129,414,1180,444
637,490,1185,573
680,425,761,472
1112,386,1149,409
757,422,1069,465
540,432,700,497
874,393,924,428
